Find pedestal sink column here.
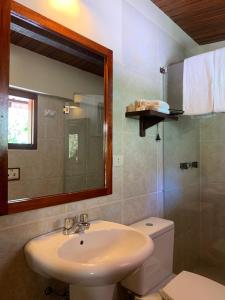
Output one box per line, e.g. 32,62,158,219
70,284,117,300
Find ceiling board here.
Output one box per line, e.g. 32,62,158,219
10,16,104,76
152,0,225,44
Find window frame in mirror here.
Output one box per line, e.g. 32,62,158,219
0,0,113,215
8,88,38,150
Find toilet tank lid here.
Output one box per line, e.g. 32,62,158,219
129,217,174,239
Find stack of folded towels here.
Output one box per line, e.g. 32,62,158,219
126,99,170,114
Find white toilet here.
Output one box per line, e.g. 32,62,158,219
121,217,225,300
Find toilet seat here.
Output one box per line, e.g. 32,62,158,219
135,271,225,300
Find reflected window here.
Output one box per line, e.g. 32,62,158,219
8,89,37,149
69,133,78,161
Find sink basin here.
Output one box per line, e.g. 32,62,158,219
25,220,154,300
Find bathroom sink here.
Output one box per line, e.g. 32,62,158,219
24,220,153,287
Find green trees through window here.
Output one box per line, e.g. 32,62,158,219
8,89,37,150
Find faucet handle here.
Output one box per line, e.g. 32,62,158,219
64,217,75,230
80,213,88,223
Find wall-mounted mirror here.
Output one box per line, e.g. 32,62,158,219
0,1,112,215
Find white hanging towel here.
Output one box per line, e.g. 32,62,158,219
214,47,225,112
183,51,214,115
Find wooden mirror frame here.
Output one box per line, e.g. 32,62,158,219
0,0,112,215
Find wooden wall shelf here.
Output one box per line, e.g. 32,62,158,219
125,110,178,137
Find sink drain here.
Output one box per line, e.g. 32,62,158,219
145,223,153,227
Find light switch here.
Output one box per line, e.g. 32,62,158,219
113,155,123,167
8,168,20,181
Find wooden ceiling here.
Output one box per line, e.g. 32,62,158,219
10,16,104,76
152,0,225,45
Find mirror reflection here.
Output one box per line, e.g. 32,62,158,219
8,16,105,201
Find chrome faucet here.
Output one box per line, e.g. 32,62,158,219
63,213,90,235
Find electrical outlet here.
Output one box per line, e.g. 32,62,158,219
8,168,20,181
113,155,123,167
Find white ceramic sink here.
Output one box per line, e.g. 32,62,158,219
25,220,154,300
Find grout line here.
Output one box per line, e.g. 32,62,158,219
0,212,67,232
0,200,124,232
123,191,160,202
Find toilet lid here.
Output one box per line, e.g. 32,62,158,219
160,271,225,300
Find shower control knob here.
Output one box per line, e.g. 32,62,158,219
180,162,190,170
192,161,199,168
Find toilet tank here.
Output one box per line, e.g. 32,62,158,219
121,217,174,296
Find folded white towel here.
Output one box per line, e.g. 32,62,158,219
153,107,170,114
135,99,169,111
214,47,225,112
137,99,169,108
183,52,214,115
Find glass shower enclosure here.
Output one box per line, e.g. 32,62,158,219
164,63,225,285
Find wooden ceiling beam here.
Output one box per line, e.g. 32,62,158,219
152,0,225,44
11,23,103,67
